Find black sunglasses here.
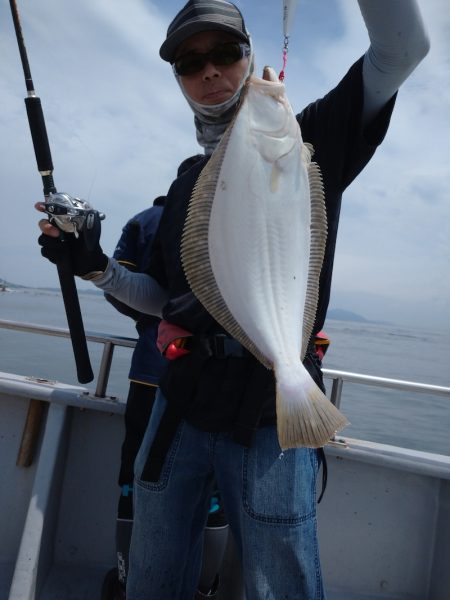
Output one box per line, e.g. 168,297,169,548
173,42,250,76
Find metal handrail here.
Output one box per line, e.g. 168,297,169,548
0,319,136,347
1,319,450,405
322,368,450,409
0,319,136,398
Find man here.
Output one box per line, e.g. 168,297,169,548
37,1,429,597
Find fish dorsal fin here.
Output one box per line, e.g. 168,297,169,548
181,117,271,368
301,145,327,359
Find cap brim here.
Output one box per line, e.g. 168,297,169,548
160,21,250,62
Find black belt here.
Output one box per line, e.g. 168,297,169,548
200,333,249,359
201,333,317,359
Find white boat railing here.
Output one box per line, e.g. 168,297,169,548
0,319,135,399
325,368,450,408
1,319,450,405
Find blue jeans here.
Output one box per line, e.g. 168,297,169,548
127,391,326,600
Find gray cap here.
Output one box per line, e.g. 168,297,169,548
160,0,250,63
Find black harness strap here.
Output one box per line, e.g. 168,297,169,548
317,447,328,504
140,402,184,482
139,339,211,482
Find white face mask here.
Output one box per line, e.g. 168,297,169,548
173,40,254,154
174,39,254,120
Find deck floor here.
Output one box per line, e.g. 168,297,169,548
39,565,105,600
1,562,406,600
0,566,13,600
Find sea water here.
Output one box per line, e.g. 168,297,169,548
1,288,449,455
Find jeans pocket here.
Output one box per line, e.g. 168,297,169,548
242,428,318,524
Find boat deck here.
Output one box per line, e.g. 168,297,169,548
1,372,449,599
1,320,450,599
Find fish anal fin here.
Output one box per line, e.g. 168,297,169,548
301,158,327,358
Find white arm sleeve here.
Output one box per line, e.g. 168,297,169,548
92,258,169,317
358,0,430,125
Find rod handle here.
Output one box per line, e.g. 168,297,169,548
25,96,54,176
56,255,94,384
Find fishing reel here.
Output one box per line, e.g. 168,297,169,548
44,192,105,238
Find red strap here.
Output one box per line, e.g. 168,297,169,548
157,320,192,354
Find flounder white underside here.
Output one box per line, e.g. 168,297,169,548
181,74,349,448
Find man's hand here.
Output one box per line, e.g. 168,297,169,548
36,202,108,278
262,66,279,82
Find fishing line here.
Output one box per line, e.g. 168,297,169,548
279,0,299,81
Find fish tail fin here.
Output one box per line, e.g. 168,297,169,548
276,366,349,449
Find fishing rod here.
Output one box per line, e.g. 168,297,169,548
9,0,104,384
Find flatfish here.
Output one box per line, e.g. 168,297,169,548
181,67,349,449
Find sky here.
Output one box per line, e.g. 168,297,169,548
0,0,449,332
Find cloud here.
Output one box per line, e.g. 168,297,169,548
0,0,198,271
289,0,450,330
0,0,448,332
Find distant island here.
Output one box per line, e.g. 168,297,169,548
0,279,102,296
327,308,368,322
327,308,391,326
